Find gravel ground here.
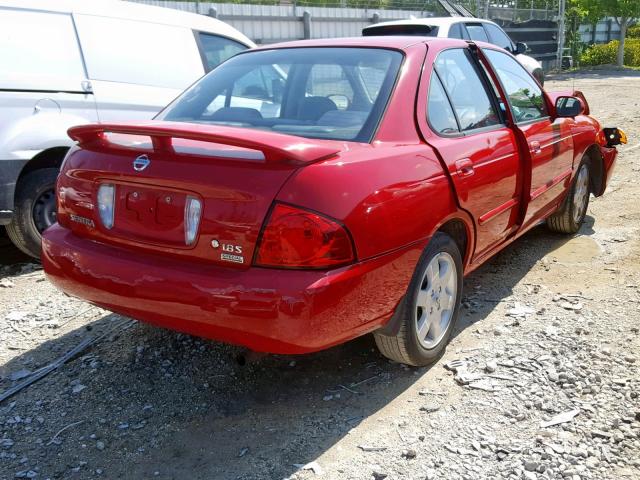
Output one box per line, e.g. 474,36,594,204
1,69,639,480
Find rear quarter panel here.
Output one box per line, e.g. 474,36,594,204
276,144,463,261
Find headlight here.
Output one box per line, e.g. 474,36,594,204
97,184,115,229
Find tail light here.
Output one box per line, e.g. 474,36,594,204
97,184,115,229
184,196,202,246
255,203,355,269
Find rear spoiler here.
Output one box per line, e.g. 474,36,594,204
67,122,341,166
363,24,438,37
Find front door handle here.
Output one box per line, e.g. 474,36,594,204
455,158,474,177
530,141,542,154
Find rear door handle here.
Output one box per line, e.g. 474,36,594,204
530,141,542,154
455,158,474,177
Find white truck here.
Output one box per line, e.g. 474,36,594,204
0,0,254,257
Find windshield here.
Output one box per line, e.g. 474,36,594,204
157,47,403,142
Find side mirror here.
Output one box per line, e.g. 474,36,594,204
555,96,585,117
515,42,528,55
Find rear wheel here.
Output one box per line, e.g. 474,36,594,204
547,160,590,234
374,233,463,366
6,168,59,259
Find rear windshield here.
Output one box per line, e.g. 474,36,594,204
157,47,403,142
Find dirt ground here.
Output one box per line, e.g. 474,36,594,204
1,69,639,480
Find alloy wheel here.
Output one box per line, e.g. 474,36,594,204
415,252,458,349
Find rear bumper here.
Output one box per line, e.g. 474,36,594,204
42,224,423,353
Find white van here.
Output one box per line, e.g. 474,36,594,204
0,0,254,257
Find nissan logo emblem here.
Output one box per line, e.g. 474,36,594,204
133,155,150,172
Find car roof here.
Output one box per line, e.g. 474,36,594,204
252,36,457,51
366,16,497,29
0,0,254,46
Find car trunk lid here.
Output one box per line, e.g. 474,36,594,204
57,122,342,268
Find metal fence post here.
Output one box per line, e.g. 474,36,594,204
303,11,312,40
556,0,566,69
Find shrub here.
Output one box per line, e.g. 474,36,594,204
627,25,640,39
580,39,640,67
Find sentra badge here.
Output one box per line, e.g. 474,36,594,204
70,214,95,228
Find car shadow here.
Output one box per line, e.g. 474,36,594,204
0,227,32,269
0,218,596,479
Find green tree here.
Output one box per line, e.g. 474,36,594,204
602,0,640,66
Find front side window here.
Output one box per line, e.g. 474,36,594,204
198,33,247,71
484,24,514,52
159,47,403,142
465,24,489,42
484,49,548,123
306,64,354,110
434,49,500,132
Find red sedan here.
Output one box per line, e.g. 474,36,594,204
42,37,623,366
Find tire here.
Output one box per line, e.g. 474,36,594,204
6,168,59,259
374,232,463,367
547,159,590,234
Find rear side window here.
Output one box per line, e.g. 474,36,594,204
484,23,514,51
198,33,247,72
465,24,489,42
484,49,548,123
75,15,204,89
427,72,459,135
448,23,465,40
434,49,500,132
0,9,85,90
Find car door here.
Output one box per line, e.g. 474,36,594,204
482,49,574,227
418,47,522,260
0,8,98,135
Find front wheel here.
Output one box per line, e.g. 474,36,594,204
547,160,590,234
374,232,463,366
6,168,59,259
